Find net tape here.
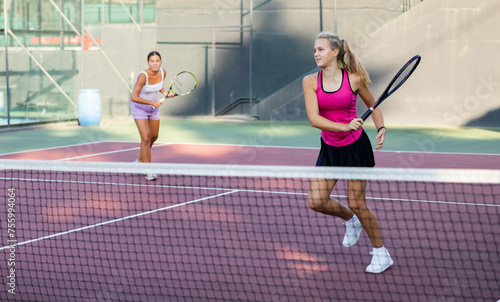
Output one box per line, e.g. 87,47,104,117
1,159,499,183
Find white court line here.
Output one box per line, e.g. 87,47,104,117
377,150,500,156
3,175,499,208
130,141,500,155
58,147,141,161
0,141,170,161
0,176,237,192
120,141,500,156
58,142,171,161
155,141,320,150
0,189,239,251
0,176,498,250
117,141,500,156
363,195,500,208
0,141,113,157
3,139,499,159
5,175,498,208
52,141,314,161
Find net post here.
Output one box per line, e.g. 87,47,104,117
249,0,254,117
81,0,84,89
211,29,216,117
3,1,11,127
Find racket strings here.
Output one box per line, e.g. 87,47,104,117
172,74,197,95
388,59,419,95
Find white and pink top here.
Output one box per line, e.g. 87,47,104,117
316,69,361,147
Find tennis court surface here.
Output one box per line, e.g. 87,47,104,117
1,142,499,302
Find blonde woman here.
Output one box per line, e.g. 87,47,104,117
303,32,392,273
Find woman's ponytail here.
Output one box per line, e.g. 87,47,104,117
316,32,371,87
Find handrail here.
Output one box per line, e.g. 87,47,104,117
216,97,259,116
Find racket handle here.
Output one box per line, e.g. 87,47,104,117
361,108,373,121
150,97,166,109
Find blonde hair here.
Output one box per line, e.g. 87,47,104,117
316,32,371,87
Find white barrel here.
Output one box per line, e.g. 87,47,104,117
0,91,4,112
78,89,101,126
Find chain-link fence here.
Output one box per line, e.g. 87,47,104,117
0,0,155,127
1,0,422,127
1,0,81,126
152,0,423,119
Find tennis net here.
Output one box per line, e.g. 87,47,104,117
1,159,499,302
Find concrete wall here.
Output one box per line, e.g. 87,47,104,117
82,23,158,117
254,0,500,127
78,0,407,118
358,0,500,127
9,0,493,128
0,51,78,113
154,0,408,116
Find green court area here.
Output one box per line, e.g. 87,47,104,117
1,117,500,155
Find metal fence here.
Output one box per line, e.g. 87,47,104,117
1,0,421,127
151,0,423,118
0,0,155,127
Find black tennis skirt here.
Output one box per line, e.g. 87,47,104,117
315,130,375,167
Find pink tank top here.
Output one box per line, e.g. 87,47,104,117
316,69,361,147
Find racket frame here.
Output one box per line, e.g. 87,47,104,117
361,55,421,121
167,71,198,97
151,71,197,109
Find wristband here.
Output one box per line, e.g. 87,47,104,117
377,126,386,133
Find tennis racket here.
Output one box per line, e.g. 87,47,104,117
152,71,197,109
361,55,421,120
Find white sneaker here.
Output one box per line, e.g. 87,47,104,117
136,160,157,181
365,247,393,273
145,173,157,181
342,216,363,247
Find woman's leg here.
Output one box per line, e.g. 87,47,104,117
148,119,160,149
134,119,152,163
308,178,353,219
346,179,383,248
347,179,393,273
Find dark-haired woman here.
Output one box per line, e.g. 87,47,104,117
131,51,174,180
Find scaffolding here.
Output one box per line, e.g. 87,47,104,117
0,0,154,127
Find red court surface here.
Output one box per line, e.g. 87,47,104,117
1,141,500,169
1,142,499,302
